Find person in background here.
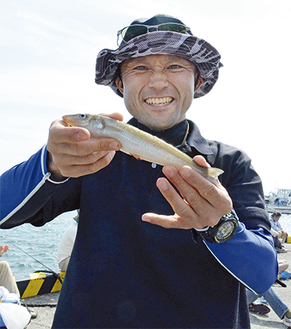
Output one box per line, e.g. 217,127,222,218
247,286,291,327
0,245,20,296
277,260,290,280
247,258,291,327
0,245,38,320
275,198,283,206
248,260,289,314
57,212,78,272
0,14,278,328
270,211,288,253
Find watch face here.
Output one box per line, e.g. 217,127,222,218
216,221,235,241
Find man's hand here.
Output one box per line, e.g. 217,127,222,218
142,155,232,230
47,113,123,179
0,245,9,256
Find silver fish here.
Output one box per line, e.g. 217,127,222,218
62,113,224,182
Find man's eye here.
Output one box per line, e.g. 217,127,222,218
134,66,148,71
168,65,183,70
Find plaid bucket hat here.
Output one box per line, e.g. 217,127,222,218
95,14,223,99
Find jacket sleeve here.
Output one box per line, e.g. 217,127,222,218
0,145,80,228
204,142,278,294
202,224,278,294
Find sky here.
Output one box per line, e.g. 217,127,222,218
0,0,290,195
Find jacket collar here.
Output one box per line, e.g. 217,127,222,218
128,117,213,156
187,120,213,155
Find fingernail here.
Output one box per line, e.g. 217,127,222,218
108,151,116,161
157,179,168,191
142,215,151,223
180,166,192,178
109,142,120,150
76,130,88,141
163,166,176,178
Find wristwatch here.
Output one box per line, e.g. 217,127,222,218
195,209,239,243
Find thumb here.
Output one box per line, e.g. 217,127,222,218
193,155,210,168
49,119,90,143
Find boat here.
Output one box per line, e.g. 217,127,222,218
265,188,291,214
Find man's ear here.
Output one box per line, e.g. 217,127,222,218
115,76,124,94
194,75,204,92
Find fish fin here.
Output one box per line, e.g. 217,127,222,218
208,167,224,179
130,154,142,161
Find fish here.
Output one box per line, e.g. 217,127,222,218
62,113,224,183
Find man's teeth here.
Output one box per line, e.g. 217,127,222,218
145,97,173,106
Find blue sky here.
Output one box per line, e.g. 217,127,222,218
0,0,290,194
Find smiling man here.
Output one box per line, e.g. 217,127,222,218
0,14,277,328
115,55,202,131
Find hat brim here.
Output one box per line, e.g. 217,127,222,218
95,31,222,99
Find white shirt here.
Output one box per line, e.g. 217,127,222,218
57,221,78,266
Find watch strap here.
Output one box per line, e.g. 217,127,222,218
195,209,239,243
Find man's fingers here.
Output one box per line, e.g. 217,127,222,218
46,113,125,179
149,164,233,230
57,151,116,178
52,150,111,166
48,120,121,157
52,138,121,157
49,120,90,143
142,213,183,229
49,112,123,144
193,155,210,168
101,112,123,122
49,118,121,150
161,166,206,210
178,166,232,211
156,177,196,216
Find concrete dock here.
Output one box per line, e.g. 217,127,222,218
23,292,58,329
248,242,291,329
24,244,291,329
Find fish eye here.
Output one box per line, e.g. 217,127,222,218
78,114,87,119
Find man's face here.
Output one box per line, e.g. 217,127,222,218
274,216,281,222
116,54,201,131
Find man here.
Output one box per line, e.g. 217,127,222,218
57,212,78,272
0,245,20,296
270,211,288,252
0,14,277,328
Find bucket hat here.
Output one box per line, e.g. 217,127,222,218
95,14,223,99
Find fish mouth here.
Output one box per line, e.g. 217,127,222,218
144,97,174,106
62,116,70,126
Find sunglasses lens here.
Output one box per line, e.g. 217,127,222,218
158,23,188,34
122,25,148,42
118,23,189,45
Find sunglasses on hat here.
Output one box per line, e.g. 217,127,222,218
117,23,191,46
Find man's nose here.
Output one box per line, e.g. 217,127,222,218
148,71,169,90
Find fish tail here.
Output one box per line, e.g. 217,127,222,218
208,167,224,180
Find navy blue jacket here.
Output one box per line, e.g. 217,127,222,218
0,118,277,328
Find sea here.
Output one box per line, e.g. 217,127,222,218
0,211,291,280
0,210,77,279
